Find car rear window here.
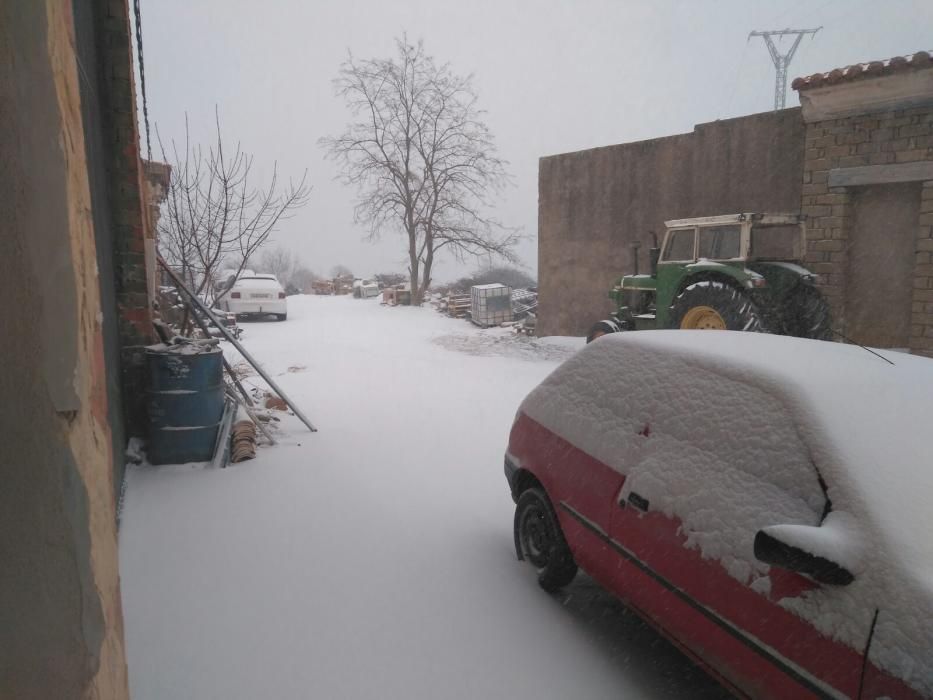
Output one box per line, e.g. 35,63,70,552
236,277,279,286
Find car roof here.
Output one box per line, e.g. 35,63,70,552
585,332,933,579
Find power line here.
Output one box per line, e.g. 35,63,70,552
719,37,750,119
749,27,821,110
133,0,152,160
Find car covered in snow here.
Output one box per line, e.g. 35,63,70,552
217,273,287,320
505,331,933,699
352,278,380,299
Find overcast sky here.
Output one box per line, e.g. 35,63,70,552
137,0,932,282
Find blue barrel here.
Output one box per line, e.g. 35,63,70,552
146,346,225,464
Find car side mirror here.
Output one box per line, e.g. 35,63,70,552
754,519,858,586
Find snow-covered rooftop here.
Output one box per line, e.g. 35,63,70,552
793,50,933,90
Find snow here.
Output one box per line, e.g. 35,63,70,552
119,296,727,700
764,261,814,278
146,341,221,356
685,260,732,269
759,511,865,576
519,330,933,695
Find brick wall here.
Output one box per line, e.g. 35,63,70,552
800,106,933,355
93,0,155,436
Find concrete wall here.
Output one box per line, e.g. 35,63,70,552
538,109,806,336
0,3,129,698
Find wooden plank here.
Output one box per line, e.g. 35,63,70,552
828,162,933,188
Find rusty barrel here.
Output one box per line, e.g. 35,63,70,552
146,346,225,464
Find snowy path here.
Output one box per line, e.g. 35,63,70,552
119,296,729,699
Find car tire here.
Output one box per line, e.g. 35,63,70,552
276,313,287,321
670,280,765,332
780,284,832,340
514,487,578,592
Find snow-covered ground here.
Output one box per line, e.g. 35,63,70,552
119,295,729,699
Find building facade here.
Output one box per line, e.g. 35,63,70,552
1,1,165,697
538,50,933,355
538,110,805,337
794,51,933,354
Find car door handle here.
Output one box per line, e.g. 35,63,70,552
627,492,650,512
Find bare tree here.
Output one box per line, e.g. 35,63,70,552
158,110,311,304
258,246,297,281
321,37,518,305
258,246,319,293
290,265,317,293
374,272,407,288
450,265,536,292
331,264,353,278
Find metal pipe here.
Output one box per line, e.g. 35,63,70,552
158,256,318,432
184,298,255,407
210,398,237,469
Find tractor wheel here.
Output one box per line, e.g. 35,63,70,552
780,284,832,340
586,319,622,344
671,281,765,332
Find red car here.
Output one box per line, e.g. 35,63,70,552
505,331,933,699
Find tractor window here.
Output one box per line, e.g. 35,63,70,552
750,224,803,260
663,228,696,261
698,226,741,260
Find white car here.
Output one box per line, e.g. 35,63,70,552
353,278,380,299
217,274,287,320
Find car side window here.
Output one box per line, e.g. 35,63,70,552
616,365,827,587
663,228,696,261
698,225,741,259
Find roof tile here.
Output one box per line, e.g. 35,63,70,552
792,51,933,91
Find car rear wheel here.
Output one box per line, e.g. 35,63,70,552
671,281,765,332
514,487,578,592
275,313,287,321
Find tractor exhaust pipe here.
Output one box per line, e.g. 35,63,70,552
648,231,660,277
631,240,642,276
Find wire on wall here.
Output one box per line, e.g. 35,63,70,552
133,0,152,161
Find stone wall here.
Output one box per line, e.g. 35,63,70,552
538,109,806,336
796,66,933,355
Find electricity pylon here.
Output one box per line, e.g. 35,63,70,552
749,27,821,110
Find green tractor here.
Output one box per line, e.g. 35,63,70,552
587,213,832,343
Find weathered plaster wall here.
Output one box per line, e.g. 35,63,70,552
0,3,129,698
538,109,806,336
